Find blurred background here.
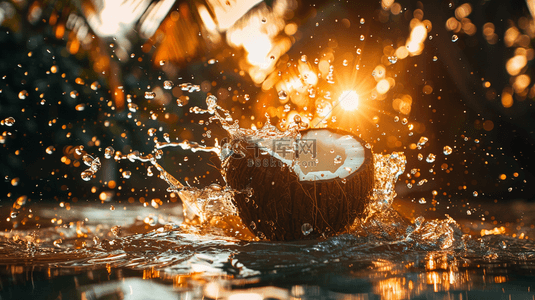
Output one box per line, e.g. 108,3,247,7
1,0,535,229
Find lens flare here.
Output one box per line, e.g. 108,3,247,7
339,90,359,111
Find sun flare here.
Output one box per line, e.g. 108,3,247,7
339,90,360,111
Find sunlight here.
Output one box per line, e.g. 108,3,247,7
339,90,360,111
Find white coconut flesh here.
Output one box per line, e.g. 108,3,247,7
262,129,366,182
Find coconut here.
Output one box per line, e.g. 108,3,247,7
222,128,375,241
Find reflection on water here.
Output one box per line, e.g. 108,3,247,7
1,200,535,299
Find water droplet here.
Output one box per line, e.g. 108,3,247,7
250,221,256,230
3,117,15,126
110,205,115,211
148,128,157,136
75,145,84,155
473,191,478,197
82,154,94,166
18,90,28,99
360,35,365,41
163,80,174,90
426,153,436,163
342,59,349,66
334,155,343,164
104,146,115,159
16,196,27,206
466,210,472,215
159,60,166,66
144,215,158,226
433,56,438,62
401,118,408,125
81,170,93,181
388,56,398,64
499,240,507,249
45,146,55,154
75,104,85,111
360,18,365,24
419,197,426,204
443,146,452,155
417,136,428,146
278,90,287,100
163,133,170,142
122,171,131,179
70,91,78,99
301,223,313,236
394,116,399,122
300,55,307,62
145,91,156,99
111,225,121,236
356,48,362,55
451,35,458,42
244,94,250,101
91,81,99,90
417,153,423,161
208,58,216,64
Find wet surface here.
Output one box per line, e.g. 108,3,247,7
0,199,534,299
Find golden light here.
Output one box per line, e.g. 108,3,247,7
506,54,527,76
376,79,391,94
339,90,360,111
197,4,217,32
245,34,273,66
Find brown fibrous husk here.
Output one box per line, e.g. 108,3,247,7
223,128,375,241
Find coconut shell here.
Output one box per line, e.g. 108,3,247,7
222,128,374,241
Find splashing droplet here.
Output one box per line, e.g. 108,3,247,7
163,80,174,90
104,146,115,159
45,146,55,154
278,90,288,100
426,153,436,163
443,146,452,155
122,171,131,179
81,170,93,181
3,117,15,126
18,90,28,99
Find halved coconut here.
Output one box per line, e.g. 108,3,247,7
222,128,374,241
